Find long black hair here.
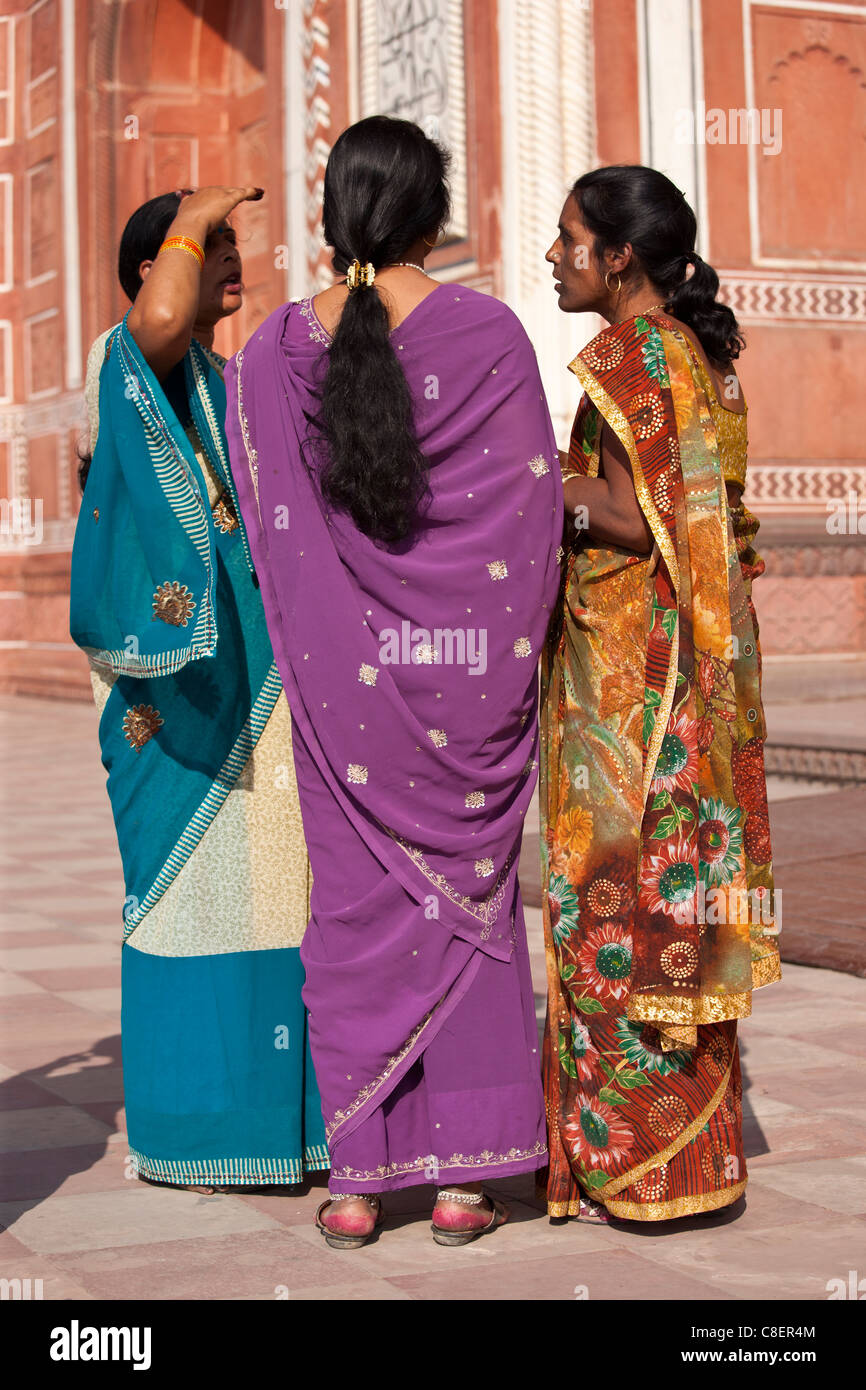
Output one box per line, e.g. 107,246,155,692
311,116,451,544
78,192,184,491
572,165,744,366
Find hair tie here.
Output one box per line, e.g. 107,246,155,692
347,259,375,290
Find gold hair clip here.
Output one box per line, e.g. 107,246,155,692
347,259,376,290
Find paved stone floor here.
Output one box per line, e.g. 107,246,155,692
1,693,864,1301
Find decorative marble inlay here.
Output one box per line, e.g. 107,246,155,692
361,0,469,239
746,464,866,513
719,273,866,324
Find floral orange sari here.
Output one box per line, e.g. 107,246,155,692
539,312,781,1220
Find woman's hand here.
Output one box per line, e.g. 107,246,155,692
170,185,264,242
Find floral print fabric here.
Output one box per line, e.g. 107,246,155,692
539,315,781,1219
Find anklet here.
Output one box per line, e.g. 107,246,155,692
328,1191,379,1205
437,1188,485,1205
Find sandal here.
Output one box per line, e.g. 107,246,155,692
431,1189,509,1247
577,1194,612,1224
315,1193,384,1250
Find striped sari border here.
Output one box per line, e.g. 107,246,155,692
116,327,214,579
89,325,218,679
131,1144,331,1188
187,344,257,579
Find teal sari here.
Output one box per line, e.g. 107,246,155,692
70,314,327,1185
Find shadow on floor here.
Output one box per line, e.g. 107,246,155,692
0,1033,124,1226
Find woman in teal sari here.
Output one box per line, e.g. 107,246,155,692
70,187,327,1190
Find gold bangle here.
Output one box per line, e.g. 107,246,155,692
159,235,205,268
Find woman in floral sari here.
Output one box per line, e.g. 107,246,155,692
540,165,780,1221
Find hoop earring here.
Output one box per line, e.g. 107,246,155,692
423,227,447,249
604,270,622,296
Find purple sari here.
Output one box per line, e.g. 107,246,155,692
225,285,563,1189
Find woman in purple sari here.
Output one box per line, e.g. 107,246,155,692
225,116,562,1248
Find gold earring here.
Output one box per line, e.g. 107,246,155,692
423,227,447,249
605,270,622,295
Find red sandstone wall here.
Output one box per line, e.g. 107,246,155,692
1,0,289,699
2,0,864,698
592,0,866,658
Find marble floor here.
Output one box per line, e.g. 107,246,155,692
1,694,864,1301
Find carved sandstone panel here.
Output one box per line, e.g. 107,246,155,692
0,17,11,144
25,311,61,398
753,7,866,263
25,431,60,522
758,574,866,655
27,159,58,281
29,0,58,80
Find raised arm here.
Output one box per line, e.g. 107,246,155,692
127,184,262,381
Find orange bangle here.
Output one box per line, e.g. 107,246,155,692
159,235,205,268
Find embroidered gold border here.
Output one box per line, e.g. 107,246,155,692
753,951,782,990
233,347,262,525
627,945,780,1031
568,355,680,802
628,990,753,1026
597,1050,734,1199
547,1198,587,1218
604,1177,747,1221
384,831,516,940
568,357,679,593
326,999,444,1142
298,295,332,347
330,1140,548,1185
328,902,519,1143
